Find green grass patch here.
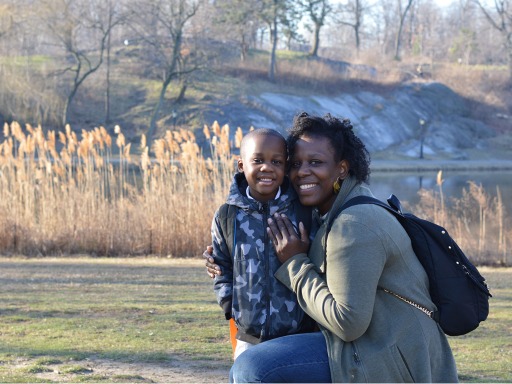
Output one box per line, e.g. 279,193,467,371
447,267,512,382
24,365,53,374
0,257,231,382
110,374,150,382
60,365,94,374
33,357,63,365
0,258,509,382
74,374,111,382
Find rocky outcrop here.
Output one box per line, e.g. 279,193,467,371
203,82,496,160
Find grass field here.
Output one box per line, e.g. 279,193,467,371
0,258,510,383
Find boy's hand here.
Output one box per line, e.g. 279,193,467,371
267,213,310,264
203,245,222,278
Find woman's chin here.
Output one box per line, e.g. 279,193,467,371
298,195,317,207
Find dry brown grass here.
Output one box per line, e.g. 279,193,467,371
0,122,510,264
408,171,510,266
0,121,236,257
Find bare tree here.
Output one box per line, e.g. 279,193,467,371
263,0,280,82
331,0,369,52
259,0,296,82
212,0,261,61
37,0,124,127
104,0,125,125
394,0,414,60
0,3,14,40
368,0,396,56
473,0,512,79
409,1,443,60
128,0,203,142
281,3,304,51
301,0,331,57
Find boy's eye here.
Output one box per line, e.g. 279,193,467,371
272,160,283,165
252,158,262,163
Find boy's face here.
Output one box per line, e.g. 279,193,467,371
238,134,286,203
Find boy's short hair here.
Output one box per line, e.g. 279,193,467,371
239,128,287,157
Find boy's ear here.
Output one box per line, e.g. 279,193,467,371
237,158,244,173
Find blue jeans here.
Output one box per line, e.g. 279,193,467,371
230,331,331,383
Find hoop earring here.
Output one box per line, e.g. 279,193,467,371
333,177,342,194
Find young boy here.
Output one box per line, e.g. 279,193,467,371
211,128,313,359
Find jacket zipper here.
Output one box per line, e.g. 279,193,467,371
261,202,270,341
352,342,362,365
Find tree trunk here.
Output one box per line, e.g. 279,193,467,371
148,31,183,142
240,34,247,62
62,86,79,128
310,23,320,57
148,78,170,142
175,81,187,103
394,0,414,61
105,25,112,124
268,18,278,82
508,39,512,81
355,23,361,51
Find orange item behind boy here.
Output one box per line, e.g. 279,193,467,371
229,318,238,355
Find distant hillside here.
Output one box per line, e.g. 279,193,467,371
65,52,512,161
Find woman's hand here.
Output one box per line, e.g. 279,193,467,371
203,245,222,278
267,213,310,263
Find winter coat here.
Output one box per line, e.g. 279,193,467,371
275,175,459,382
211,172,314,343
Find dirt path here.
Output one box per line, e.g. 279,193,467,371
19,356,230,383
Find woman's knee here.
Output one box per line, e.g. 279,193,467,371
230,345,266,383
229,332,330,383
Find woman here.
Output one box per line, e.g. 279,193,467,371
225,112,459,383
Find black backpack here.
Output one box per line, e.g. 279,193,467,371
326,194,492,336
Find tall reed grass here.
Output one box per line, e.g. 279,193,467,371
0,122,509,264
0,121,237,257
408,171,509,266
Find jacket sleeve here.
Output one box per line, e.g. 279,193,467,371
211,211,234,320
275,215,386,342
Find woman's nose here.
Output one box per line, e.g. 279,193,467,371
296,163,310,176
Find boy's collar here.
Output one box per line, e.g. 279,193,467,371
246,186,281,201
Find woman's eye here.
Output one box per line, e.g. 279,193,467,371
290,162,301,168
310,160,322,165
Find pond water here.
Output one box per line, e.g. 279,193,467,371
368,170,512,213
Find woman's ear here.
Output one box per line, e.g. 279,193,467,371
338,159,350,179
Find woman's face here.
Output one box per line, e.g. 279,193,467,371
289,134,348,215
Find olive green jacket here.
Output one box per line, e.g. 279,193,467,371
275,176,458,383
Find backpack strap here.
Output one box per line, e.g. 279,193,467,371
326,195,393,235
325,194,411,257
217,203,237,257
326,194,407,234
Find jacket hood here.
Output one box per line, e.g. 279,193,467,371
225,172,297,211
325,176,371,218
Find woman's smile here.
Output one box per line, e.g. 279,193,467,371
298,183,317,190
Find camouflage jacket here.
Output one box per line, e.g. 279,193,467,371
211,172,314,343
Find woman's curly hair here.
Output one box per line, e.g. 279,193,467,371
287,112,371,183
